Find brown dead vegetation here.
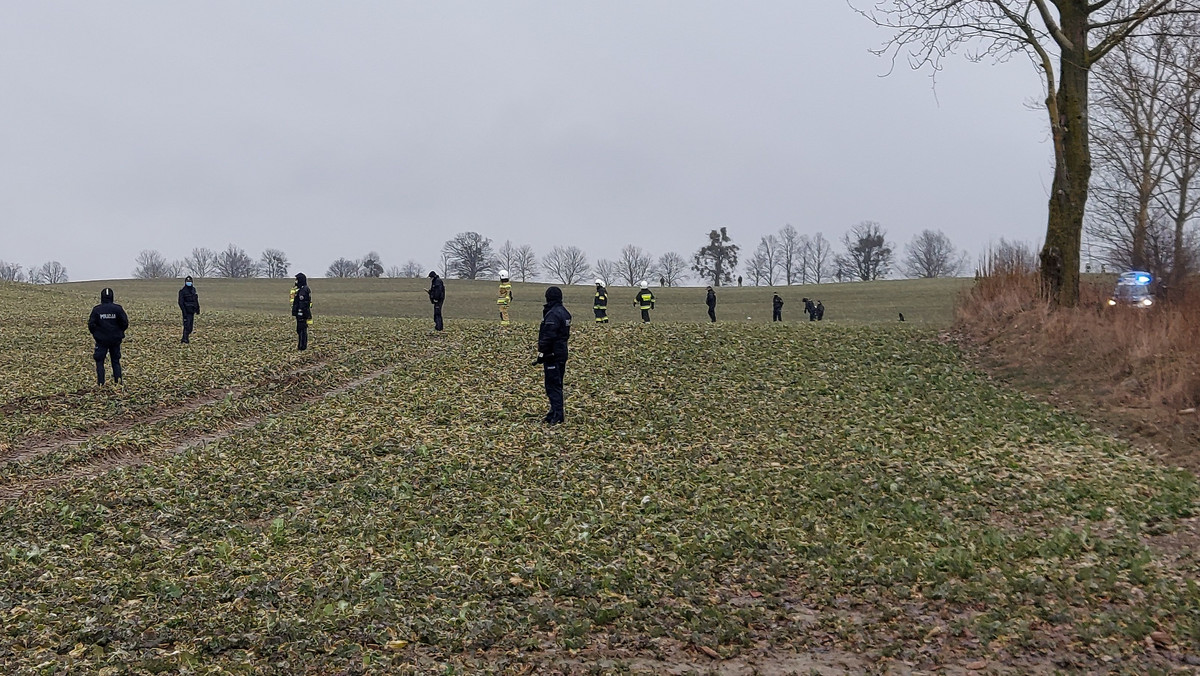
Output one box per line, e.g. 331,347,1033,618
954,270,1200,472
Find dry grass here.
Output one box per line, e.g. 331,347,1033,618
957,272,1200,410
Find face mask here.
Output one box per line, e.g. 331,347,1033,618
186,282,193,287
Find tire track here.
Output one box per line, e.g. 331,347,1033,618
1,356,336,466
0,359,408,502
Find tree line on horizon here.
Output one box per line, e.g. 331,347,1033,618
0,224,986,287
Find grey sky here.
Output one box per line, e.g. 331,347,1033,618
1,1,1050,282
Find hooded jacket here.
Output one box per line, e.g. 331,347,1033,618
88,288,129,344
292,273,312,319
178,280,200,314
427,273,445,305
774,295,784,311
706,288,716,308
538,287,571,361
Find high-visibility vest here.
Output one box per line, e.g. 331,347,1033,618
594,291,607,309
497,283,512,305
638,291,654,310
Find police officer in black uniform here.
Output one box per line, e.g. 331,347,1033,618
427,271,445,331
178,275,200,343
706,286,717,323
292,273,312,350
536,286,571,425
88,287,129,385
773,294,784,322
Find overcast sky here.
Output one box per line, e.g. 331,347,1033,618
0,1,1051,281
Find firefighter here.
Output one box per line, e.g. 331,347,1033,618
292,273,312,350
497,270,513,326
635,281,655,323
88,287,129,386
535,286,571,425
593,279,609,323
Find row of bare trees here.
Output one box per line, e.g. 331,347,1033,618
0,260,68,284
131,245,285,279
1086,17,1200,285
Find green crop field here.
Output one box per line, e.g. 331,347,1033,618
1,280,1198,674
64,276,971,327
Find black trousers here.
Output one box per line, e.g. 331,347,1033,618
94,341,122,384
640,309,650,323
433,303,444,331
182,312,195,342
544,359,566,422
773,309,782,321
296,317,308,350
708,306,716,322
594,308,607,323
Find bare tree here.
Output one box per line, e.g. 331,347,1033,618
542,246,591,284
133,249,172,279
213,244,257,278
442,231,496,280
656,251,689,286
857,0,1200,306
1087,27,1173,274
1158,24,1200,283
594,258,619,286
808,232,835,284
692,227,739,286
617,245,654,286
836,221,893,281
183,247,217,277
497,240,519,274
259,249,290,278
778,224,808,285
903,229,966,278
361,251,384,278
31,261,68,284
401,259,426,278
513,245,539,282
0,261,24,282
327,257,361,278
385,265,403,278
748,235,782,286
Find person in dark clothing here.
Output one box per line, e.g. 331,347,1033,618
593,279,609,323
737,275,743,287
803,297,816,321
178,276,200,343
706,286,717,322
772,294,784,322
816,300,825,321
635,281,655,323
88,287,129,386
427,271,445,331
536,286,572,425
292,273,312,350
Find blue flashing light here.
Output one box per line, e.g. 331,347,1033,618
1136,274,1152,285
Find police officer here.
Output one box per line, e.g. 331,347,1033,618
536,286,571,425
427,271,445,331
706,286,717,323
178,275,200,343
292,273,312,350
635,281,655,323
773,294,784,322
593,279,609,323
88,287,129,386
804,297,816,321
816,300,825,321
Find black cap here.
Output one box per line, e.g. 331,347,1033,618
185,275,193,282
545,286,563,302
100,287,114,303
428,271,438,278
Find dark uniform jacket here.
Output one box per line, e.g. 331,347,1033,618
774,296,784,311
89,294,129,345
538,291,572,361
178,286,200,314
593,286,608,309
428,276,445,305
706,289,716,308
292,274,312,320
636,290,655,309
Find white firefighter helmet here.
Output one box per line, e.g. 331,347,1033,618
499,270,510,280
639,280,649,289
595,278,605,287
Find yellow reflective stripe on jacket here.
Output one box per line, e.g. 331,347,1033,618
638,292,654,309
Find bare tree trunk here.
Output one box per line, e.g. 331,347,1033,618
1041,10,1090,307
